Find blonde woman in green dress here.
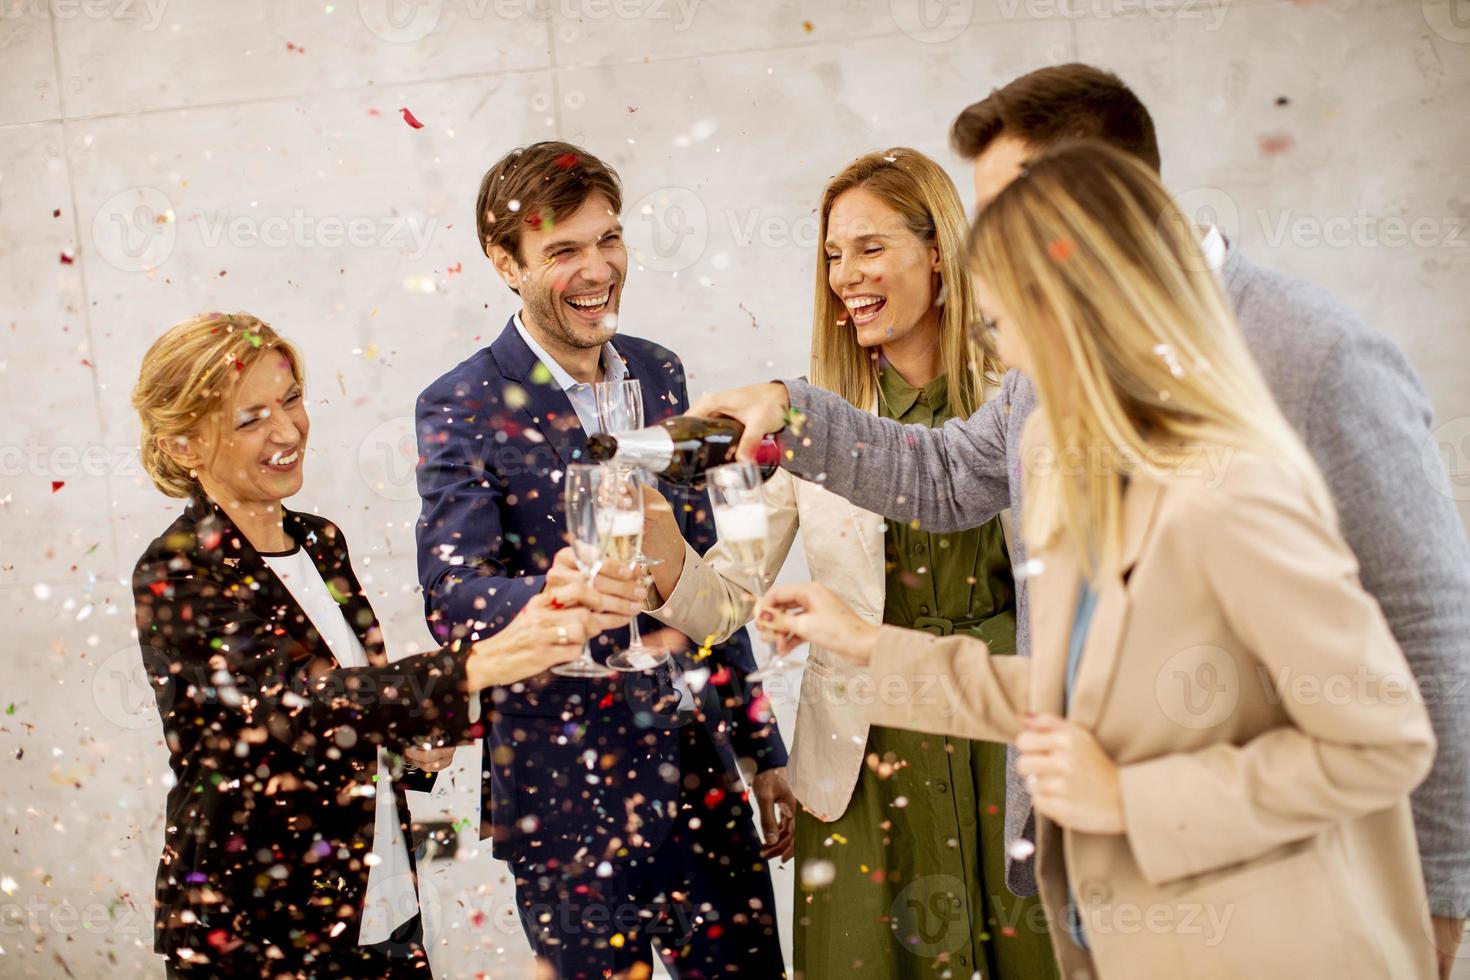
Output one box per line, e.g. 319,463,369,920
638,148,1057,979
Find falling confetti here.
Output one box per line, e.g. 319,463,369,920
800,859,835,888
1258,131,1295,157
1153,343,1185,378
400,106,425,129
1008,838,1036,860
1046,238,1076,263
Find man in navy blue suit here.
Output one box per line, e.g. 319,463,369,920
413,141,793,978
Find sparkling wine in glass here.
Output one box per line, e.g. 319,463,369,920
595,380,670,672
552,463,616,679
707,461,788,682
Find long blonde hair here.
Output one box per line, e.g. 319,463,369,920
810,147,1001,418
969,140,1330,575
132,312,304,498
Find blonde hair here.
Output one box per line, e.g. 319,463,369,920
969,140,1330,575
810,147,1001,418
132,312,304,498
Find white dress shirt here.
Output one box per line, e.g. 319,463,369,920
261,544,417,945
513,312,695,708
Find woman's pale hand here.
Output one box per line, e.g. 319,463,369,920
466,583,612,691
687,382,792,461
755,581,880,666
1015,713,1125,835
546,546,645,633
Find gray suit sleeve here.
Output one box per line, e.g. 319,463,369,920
1305,329,1470,918
780,373,1017,531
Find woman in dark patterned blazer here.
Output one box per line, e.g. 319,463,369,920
130,312,642,977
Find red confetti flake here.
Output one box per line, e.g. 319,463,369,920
468,909,485,928
447,262,463,276
703,787,725,809
985,804,999,815
400,106,425,129
1046,238,1075,263
50,481,64,493
1258,131,1295,157
553,152,580,169
869,869,887,883
524,211,544,231
706,924,724,940
708,666,730,685
367,107,382,117
1001,925,1017,938
59,250,75,264
148,581,169,597
52,208,61,218
285,41,305,53
598,692,615,709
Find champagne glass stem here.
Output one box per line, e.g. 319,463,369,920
747,568,787,680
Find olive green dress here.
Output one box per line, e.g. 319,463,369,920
792,368,1058,980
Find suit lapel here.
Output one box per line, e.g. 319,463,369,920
1024,538,1079,718
184,494,340,669
288,512,389,668
1063,476,1166,729
489,318,587,470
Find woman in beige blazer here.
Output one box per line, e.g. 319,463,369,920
640,149,1057,978
756,140,1439,979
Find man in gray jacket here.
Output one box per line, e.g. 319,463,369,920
694,64,1470,975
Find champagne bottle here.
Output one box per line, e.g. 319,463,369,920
586,416,781,486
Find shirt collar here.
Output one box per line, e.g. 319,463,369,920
513,311,626,390
1200,224,1229,273
878,364,947,418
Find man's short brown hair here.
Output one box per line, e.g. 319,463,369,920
475,141,623,263
951,63,1160,172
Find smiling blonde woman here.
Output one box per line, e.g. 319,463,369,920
639,148,1056,979
756,141,1438,979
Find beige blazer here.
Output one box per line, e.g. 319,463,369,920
651,382,1011,820
650,464,888,819
865,416,1437,979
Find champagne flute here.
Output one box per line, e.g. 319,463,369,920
707,461,791,682
552,463,616,679
595,379,671,672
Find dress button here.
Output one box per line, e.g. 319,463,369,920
1079,879,1111,904
915,542,927,553
935,780,949,794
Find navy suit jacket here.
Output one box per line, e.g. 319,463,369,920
414,318,786,869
